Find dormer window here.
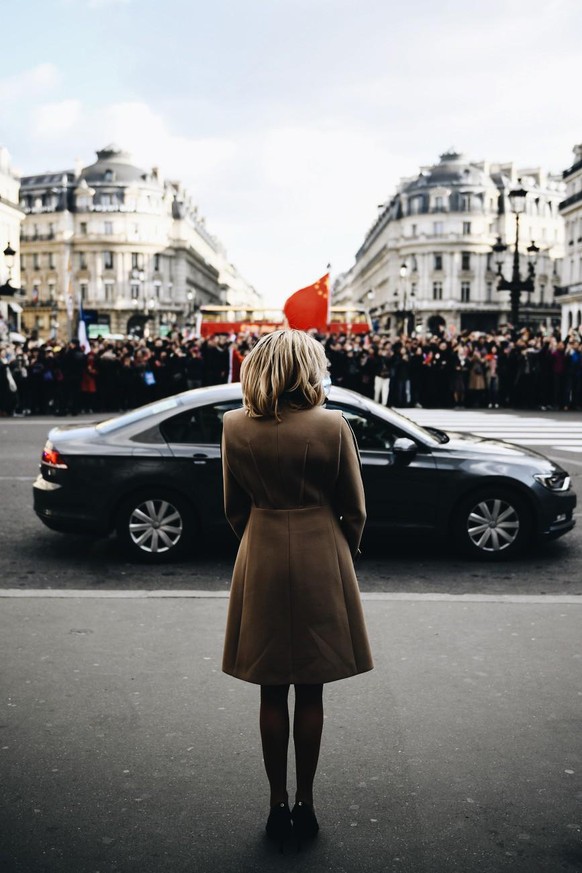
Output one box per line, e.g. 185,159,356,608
104,169,114,182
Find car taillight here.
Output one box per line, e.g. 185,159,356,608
41,442,68,469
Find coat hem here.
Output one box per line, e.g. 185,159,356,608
221,665,374,686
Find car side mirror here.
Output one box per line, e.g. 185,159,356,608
393,437,417,464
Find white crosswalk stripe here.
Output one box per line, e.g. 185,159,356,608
396,408,582,453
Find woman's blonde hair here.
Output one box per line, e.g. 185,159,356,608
240,329,328,419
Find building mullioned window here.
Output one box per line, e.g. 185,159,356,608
103,251,114,270
433,281,443,300
461,281,471,302
461,251,471,271
434,253,443,271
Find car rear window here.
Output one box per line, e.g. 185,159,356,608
96,396,182,434
160,401,241,444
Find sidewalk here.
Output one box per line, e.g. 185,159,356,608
1,593,581,873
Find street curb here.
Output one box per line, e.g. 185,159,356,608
0,589,580,602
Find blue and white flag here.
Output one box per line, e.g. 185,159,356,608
77,298,90,352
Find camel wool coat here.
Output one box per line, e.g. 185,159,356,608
221,404,373,686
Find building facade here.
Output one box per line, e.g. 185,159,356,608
334,151,564,336
0,147,24,339
19,146,260,340
557,144,582,335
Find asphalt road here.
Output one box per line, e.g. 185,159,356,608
1,594,581,873
2,413,582,873
1,412,582,594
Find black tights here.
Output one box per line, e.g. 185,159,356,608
259,683,324,807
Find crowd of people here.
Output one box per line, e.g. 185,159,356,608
0,326,581,417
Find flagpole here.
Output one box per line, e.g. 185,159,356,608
326,262,332,328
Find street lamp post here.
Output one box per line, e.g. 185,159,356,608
492,182,540,327
0,243,22,298
393,262,415,335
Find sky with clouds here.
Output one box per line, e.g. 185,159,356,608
1,0,582,304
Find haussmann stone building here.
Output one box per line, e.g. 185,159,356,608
557,144,582,336
18,145,260,341
333,151,565,337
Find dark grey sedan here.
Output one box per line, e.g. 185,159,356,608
33,383,576,562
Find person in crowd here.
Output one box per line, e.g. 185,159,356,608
374,346,393,405
61,339,86,415
467,351,487,408
221,329,373,850
5,323,582,415
0,345,19,416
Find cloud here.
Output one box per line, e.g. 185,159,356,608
32,100,82,139
97,102,237,185
26,98,238,195
0,63,60,103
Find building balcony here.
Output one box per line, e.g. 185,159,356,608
559,189,582,212
562,158,582,180
21,232,56,242
555,283,582,298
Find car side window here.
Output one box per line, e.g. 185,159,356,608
161,401,241,444
327,403,397,450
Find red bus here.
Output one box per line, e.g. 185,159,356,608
198,305,371,337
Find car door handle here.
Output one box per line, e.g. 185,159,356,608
192,453,208,464
362,454,390,466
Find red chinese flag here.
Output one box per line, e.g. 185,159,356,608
283,273,330,331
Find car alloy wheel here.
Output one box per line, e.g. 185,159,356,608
466,497,519,552
129,498,183,553
117,491,194,561
454,487,531,559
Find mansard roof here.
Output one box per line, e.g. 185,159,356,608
80,145,151,185
402,151,490,193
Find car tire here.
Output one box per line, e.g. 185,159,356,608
116,489,195,562
452,486,532,560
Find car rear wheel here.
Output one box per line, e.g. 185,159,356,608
453,487,532,560
117,490,195,562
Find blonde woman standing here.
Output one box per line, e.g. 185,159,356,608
221,329,373,851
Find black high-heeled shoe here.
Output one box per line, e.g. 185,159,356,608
291,801,319,847
265,802,293,853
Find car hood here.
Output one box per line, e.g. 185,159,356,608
441,430,565,469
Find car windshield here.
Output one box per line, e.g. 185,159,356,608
96,396,183,434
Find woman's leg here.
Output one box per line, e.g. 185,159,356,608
293,684,324,806
260,684,290,806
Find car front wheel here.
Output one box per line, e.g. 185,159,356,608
453,487,532,560
117,490,195,561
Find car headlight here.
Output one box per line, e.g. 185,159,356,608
533,472,571,492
